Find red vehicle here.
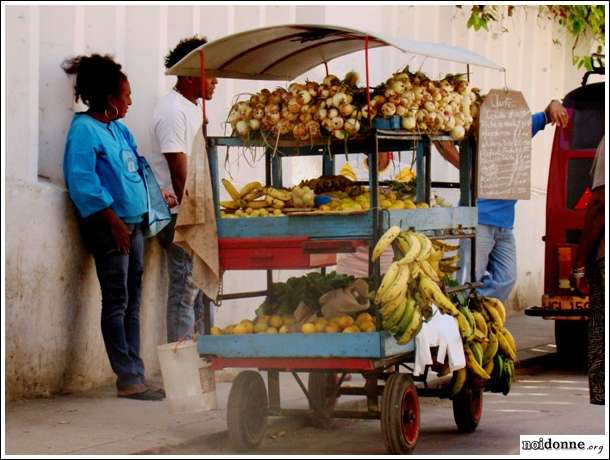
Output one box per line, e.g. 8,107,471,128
525,58,605,362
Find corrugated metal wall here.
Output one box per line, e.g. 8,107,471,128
10,3,592,313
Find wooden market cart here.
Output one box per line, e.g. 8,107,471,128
166,24,504,454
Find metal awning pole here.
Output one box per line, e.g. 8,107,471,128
364,35,372,129
199,49,208,138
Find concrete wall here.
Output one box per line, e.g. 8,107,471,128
4,4,591,399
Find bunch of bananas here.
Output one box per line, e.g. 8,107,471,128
372,227,463,345
394,167,416,183
450,295,517,397
220,179,292,218
339,163,357,181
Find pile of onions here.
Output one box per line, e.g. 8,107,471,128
227,69,482,141
374,69,481,140
227,72,364,141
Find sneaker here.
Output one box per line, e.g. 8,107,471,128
118,388,164,401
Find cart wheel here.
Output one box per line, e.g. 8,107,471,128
452,386,483,433
227,370,268,451
307,372,338,428
381,373,420,454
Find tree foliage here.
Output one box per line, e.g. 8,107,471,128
461,5,605,70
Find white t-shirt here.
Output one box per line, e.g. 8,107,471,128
148,89,203,213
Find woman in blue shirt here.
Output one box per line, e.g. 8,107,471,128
62,54,166,401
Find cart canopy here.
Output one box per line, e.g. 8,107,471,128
166,24,505,80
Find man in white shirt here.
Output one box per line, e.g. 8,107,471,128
148,36,218,342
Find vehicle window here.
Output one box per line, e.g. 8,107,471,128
571,108,605,150
566,158,594,209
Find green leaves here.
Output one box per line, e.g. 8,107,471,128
462,5,605,71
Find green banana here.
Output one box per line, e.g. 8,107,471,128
464,345,490,380
470,341,484,366
391,297,416,336
482,331,499,365
456,311,473,340
397,307,423,344
383,297,408,330
380,294,405,319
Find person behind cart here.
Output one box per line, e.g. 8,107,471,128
435,99,568,304
573,136,605,406
62,54,170,400
147,36,219,343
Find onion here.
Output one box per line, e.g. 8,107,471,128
288,98,301,114
339,103,355,117
306,121,321,138
401,116,416,130
235,120,249,136
265,103,280,115
293,123,307,140
331,117,344,130
299,112,313,123
323,74,339,86
321,118,333,132
319,86,330,99
361,105,377,119
328,107,339,119
389,95,401,106
381,102,396,117
252,105,265,120
249,119,261,131
373,95,386,106
424,101,436,112
334,129,346,140
316,107,328,121
297,90,312,105
332,92,347,108
451,125,465,140
391,79,406,94
228,110,241,125
384,88,397,99
344,118,360,135
396,105,408,117
249,95,260,105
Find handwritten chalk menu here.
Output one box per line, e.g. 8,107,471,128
477,90,532,200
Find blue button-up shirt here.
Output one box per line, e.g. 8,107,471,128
63,113,148,223
478,112,548,228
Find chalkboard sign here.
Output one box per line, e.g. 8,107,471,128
477,90,532,200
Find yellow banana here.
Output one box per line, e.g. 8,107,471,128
239,181,263,198
222,178,242,201
428,248,443,263
450,368,467,397
472,311,489,337
483,301,504,328
409,261,421,279
372,226,401,261
392,296,416,336
246,200,269,209
456,312,473,340
397,233,421,265
501,327,516,353
419,276,460,316
220,200,241,210
465,346,490,380
379,265,410,304
483,359,494,376
418,259,440,282
484,297,506,324
383,297,408,330
265,187,292,201
415,232,432,261
497,329,517,361
375,262,401,304
432,240,460,251
380,293,405,318
482,331,499,364
271,199,286,209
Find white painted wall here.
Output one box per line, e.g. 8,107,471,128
4,4,591,399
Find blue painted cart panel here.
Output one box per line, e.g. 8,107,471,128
218,207,476,239
197,331,414,358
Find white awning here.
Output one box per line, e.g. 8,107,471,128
166,24,505,80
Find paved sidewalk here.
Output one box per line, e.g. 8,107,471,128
4,312,555,456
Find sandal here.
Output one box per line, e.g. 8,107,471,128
118,388,164,401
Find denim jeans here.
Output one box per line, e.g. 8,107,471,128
158,216,209,343
458,224,517,304
82,220,145,390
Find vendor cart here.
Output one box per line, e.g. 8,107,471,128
166,24,504,454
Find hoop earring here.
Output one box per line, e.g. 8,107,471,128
105,103,119,120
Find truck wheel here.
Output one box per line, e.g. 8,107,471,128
555,320,588,368
227,371,268,451
452,387,483,433
381,373,420,454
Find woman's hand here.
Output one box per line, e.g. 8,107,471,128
99,208,131,254
162,189,178,208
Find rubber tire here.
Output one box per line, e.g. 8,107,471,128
381,373,420,454
307,372,338,428
227,370,268,451
555,320,588,369
452,386,483,433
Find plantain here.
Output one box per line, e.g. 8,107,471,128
222,178,242,201
397,307,423,344
482,332,499,365
239,181,263,198
484,297,506,324
415,232,432,261
501,327,516,353
372,226,401,262
391,296,416,336
220,200,241,210
464,345,490,380
472,311,489,337
497,329,517,361
380,294,406,319
483,358,494,376
483,300,504,328
450,368,467,397
419,276,460,316
418,259,440,282
375,262,401,304
246,199,269,209
378,265,409,304
470,341,484,366
396,233,420,265
382,297,408,330
456,311,473,341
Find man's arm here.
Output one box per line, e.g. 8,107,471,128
433,140,460,169
164,152,188,203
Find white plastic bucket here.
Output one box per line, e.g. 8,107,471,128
157,340,217,414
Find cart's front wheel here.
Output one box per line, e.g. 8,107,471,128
307,372,338,428
452,386,483,433
381,373,420,454
227,370,268,451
